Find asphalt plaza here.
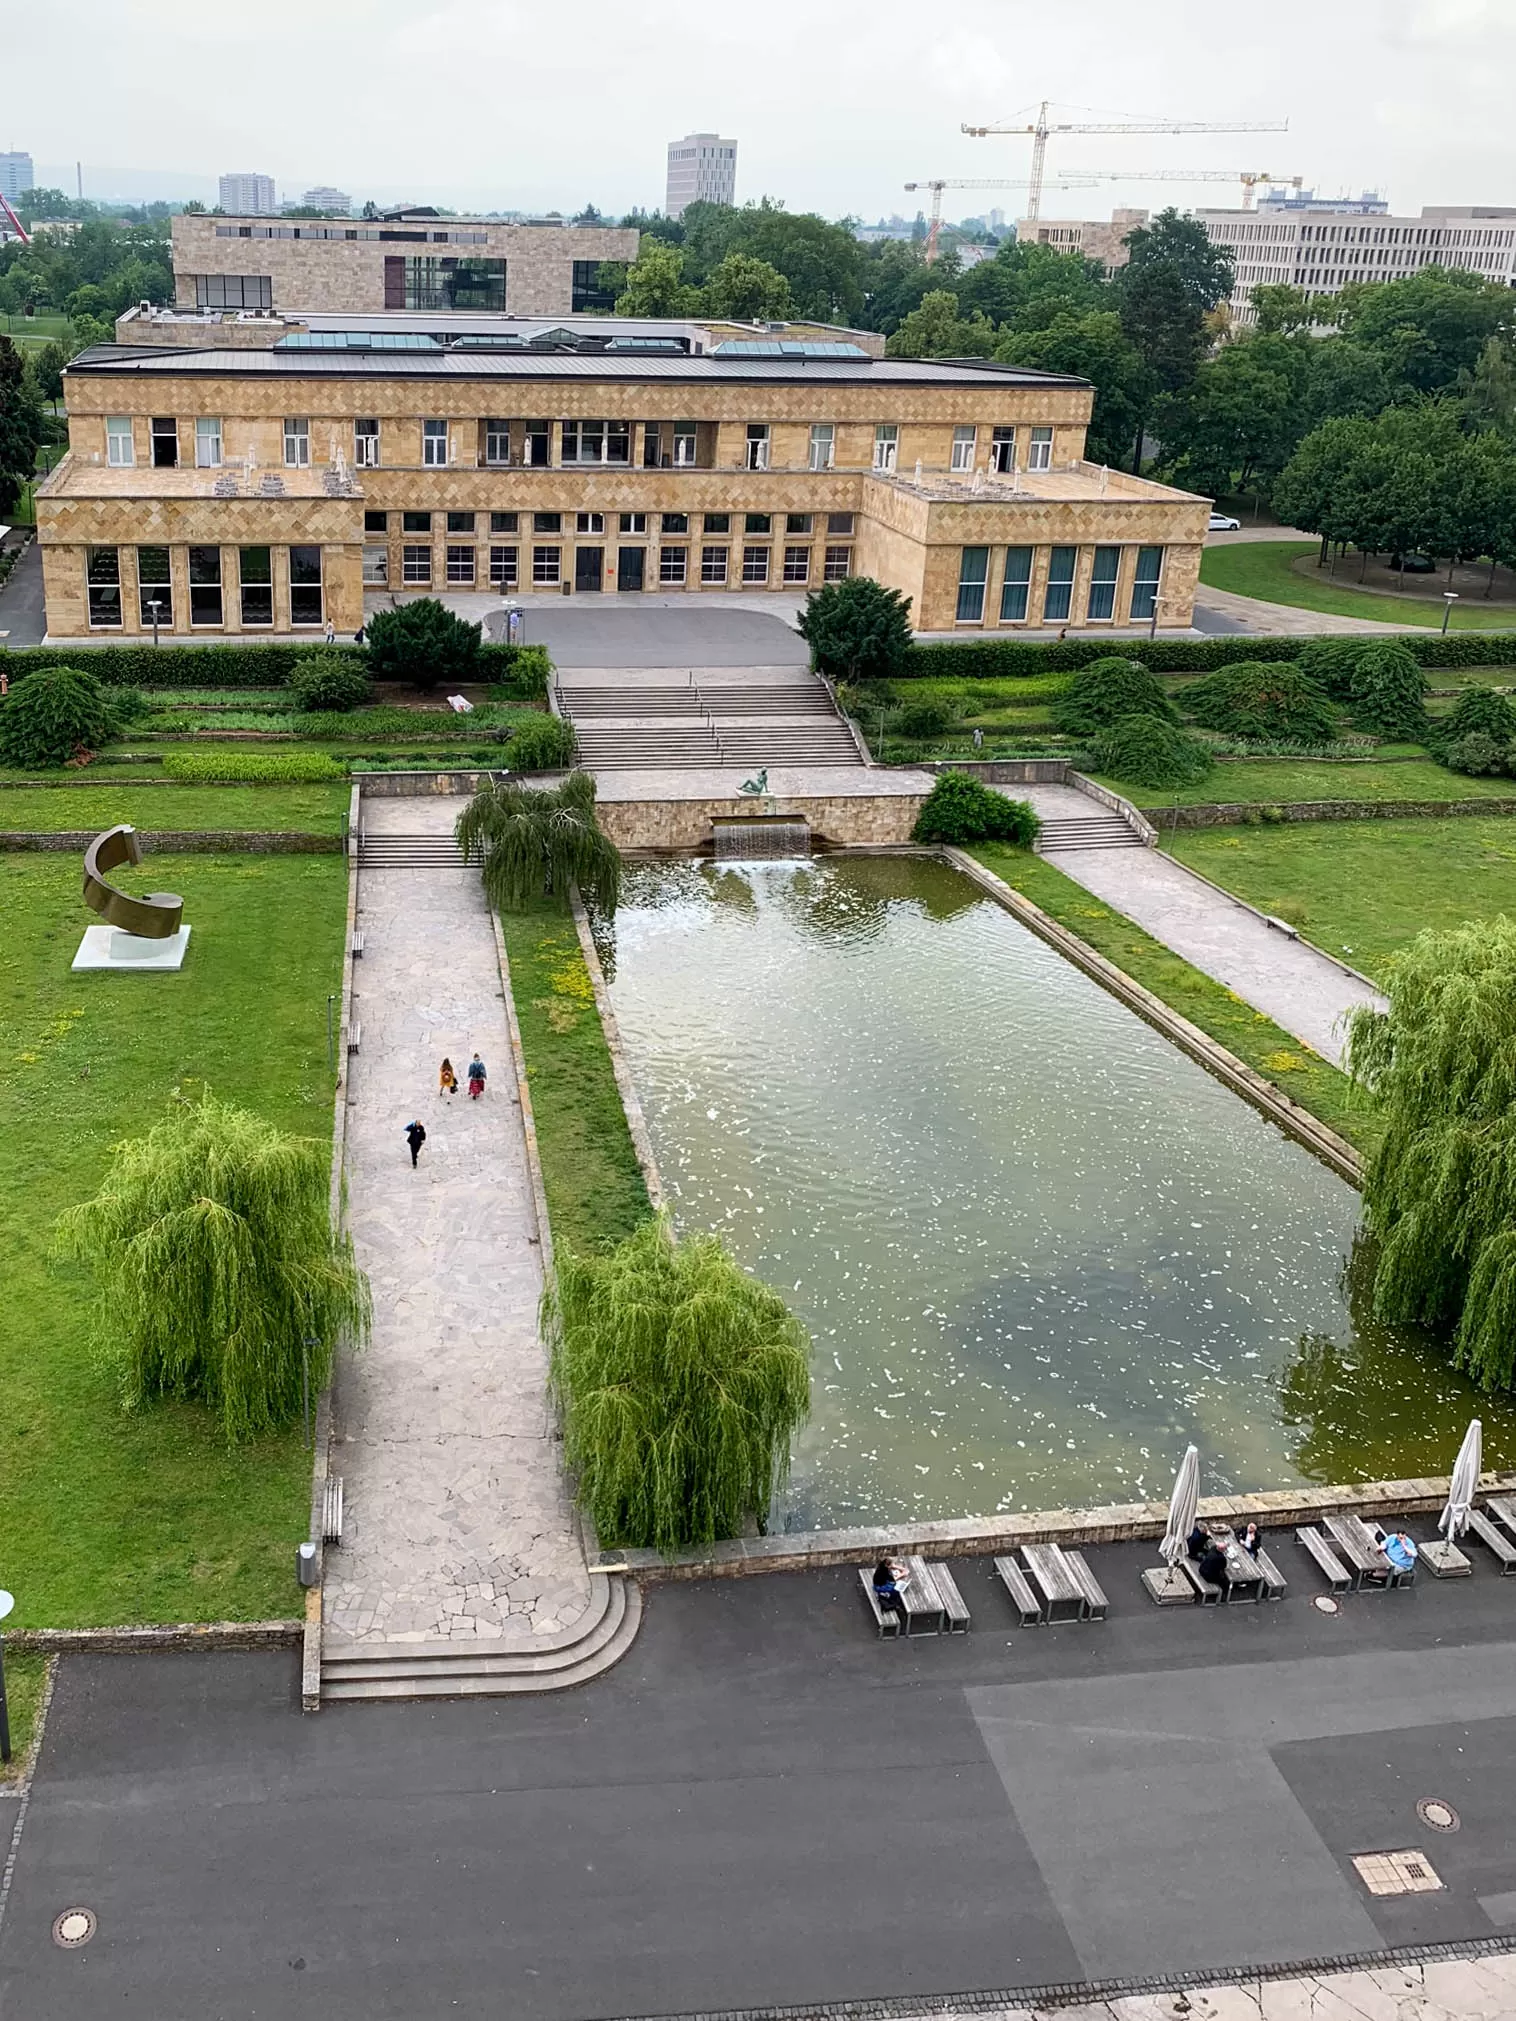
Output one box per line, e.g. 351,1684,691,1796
4,1537,1516,2021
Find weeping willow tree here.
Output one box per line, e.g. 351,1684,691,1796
1345,915,1516,1389
456,769,621,915
544,1216,811,1554
54,1093,371,1442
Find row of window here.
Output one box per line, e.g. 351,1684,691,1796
85,545,323,629
374,543,854,590
359,508,857,537
955,544,1164,626
103,413,1057,477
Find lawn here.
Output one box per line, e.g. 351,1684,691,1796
499,898,650,1256
1096,756,1516,810
0,784,351,831
1199,541,1516,631
969,844,1381,1159
0,1653,48,1786
1168,817,1516,979
0,851,346,1631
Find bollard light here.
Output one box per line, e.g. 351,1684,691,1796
296,1542,318,1589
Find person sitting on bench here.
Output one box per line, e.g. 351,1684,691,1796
1383,1531,1418,1575
1187,1522,1212,1559
873,1556,910,1622
1197,1540,1229,1588
1240,1521,1262,1557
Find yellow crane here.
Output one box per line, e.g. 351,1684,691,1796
962,100,1289,220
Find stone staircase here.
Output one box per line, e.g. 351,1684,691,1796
556,667,863,771
1035,812,1145,853
320,1573,642,1702
358,831,480,868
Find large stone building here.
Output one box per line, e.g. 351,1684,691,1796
171,209,640,318
37,330,1207,640
218,172,277,217
665,135,737,219
1014,209,1149,270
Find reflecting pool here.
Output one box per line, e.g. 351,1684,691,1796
602,856,1516,1528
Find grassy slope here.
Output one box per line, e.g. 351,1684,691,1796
969,843,1380,1158
500,898,650,1256
1199,541,1516,630
1168,817,1516,979
0,1654,48,1786
0,852,345,1630
0,785,350,831
1094,756,1516,809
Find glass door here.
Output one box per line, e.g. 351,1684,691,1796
617,548,646,592
575,547,604,593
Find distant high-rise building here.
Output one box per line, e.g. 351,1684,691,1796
665,134,736,219
295,186,351,217
218,172,277,216
0,151,35,205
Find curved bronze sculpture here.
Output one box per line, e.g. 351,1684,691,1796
82,825,184,939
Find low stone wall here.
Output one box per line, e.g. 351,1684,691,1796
1146,797,1516,828
356,769,498,796
599,791,928,851
0,830,341,853
9,1619,302,1654
921,759,1071,785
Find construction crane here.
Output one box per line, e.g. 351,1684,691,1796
903,178,1101,261
906,171,1301,262
0,193,29,245
961,100,1289,220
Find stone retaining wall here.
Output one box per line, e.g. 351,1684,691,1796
1145,797,1516,828
0,830,341,853
599,791,928,851
9,1620,301,1654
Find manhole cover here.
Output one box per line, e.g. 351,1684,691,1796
1313,1594,1340,1615
1353,1850,1444,1897
52,1908,96,1949
1417,1797,1461,1832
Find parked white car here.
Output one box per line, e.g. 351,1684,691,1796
1208,511,1241,532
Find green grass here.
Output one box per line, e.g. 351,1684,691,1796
499,898,650,1255
1200,541,1516,630
1097,756,1516,809
0,1653,48,1785
0,851,346,1630
968,844,1381,1158
0,785,349,832
1167,817,1516,980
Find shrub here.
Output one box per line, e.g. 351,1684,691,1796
1091,713,1214,789
893,696,958,739
1442,732,1511,776
456,770,620,913
1183,662,1338,743
1294,637,1365,699
1437,685,1516,755
0,643,367,688
912,771,1040,845
161,748,346,782
1348,642,1429,739
288,656,372,713
505,714,577,771
492,643,552,701
797,576,914,681
365,599,482,689
1054,657,1175,737
0,664,123,768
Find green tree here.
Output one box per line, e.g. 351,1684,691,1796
1249,284,1321,335
365,598,481,689
54,1092,372,1443
797,576,914,680
1339,266,1516,398
994,309,1150,467
1460,335,1516,437
858,239,939,335
699,252,796,321
0,664,122,767
455,770,621,914
956,239,1107,332
613,243,700,316
1122,208,1237,319
885,288,994,358
1117,210,1236,470
0,333,42,514
1347,642,1429,740
912,772,1039,845
678,200,864,324
1183,662,1338,743
30,339,68,404
1300,337,1392,432
545,1215,811,1553
1345,916,1516,1388
1158,332,1311,496
1090,713,1213,788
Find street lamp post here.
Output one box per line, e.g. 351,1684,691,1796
0,1589,14,1763
1442,592,1459,635
146,596,163,647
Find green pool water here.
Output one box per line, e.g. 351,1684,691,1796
601,855,1516,1529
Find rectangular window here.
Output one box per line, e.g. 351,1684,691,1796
873,423,899,473
672,421,698,467
701,545,729,584
136,546,172,629
484,419,511,465
364,508,388,535
659,546,688,585
561,420,630,466
532,546,561,585
402,545,432,585
999,545,1033,624
745,424,769,472
488,545,518,587
524,420,551,467
402,510,431,534
151,417,178,469
362,546,388,586
1088,545,1121,621
785,513,813,535
240,545,273,625
401,254,506,312
490,511,518,534
744,512,771,535
188,544,223,627
822,546,852,582
192,272,272,310
289,544,323,626
956,545,989,625
446,545,476,585
87,546,122,627
106,415,134,467
951,424,977,473
661,512,689,534
575,511,605,534
703,513,730,535
808,423,835,471
741,546,770,585
1131,545,1163,623
1043,544,1076,622
782,545,810,585
642,423,663,469
990,425,1016,474
283,417,309,467
571,259,613,312
1028,426,1054,472
446,510,475,534
193,417,222,468
826,512,855,536
354,418,380,468
619,512,647,534
422,419,449,467
533,511,561,534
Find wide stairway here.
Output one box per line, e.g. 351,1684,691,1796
1035,812,1144,853
556,666,863,770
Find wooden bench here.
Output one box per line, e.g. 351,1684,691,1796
1181,1560,1223,1605
350,931,365,958
1467,1509,1516,1575
1254,1547,1287,1600
994,1556,1043,1626
923,1561,971,1634
858,1569,903,1638
1296,1526,1352,1594
347,1021,362,1055
1065,1550,1108,1621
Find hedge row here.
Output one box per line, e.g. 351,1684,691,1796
896,633,1516,680
0,640,538,689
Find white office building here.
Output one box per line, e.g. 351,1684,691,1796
295,186,352,217
1198,197,1516,326
0,151,35,205
218,172,277,216
665,134,737,219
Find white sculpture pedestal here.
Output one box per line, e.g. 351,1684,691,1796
72,925,192,972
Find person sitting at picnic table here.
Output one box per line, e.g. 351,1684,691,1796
1383,1531,1418,1574
1240,1521,1263,1557
872,1556,910,1621
1186,1522,1212,1559
1197,1539,1230,1588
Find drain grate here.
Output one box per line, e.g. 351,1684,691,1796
52,1907,96,1949
1313,1594,1341,1615
1417,1797,1461,1832
1353,1850,1444,1897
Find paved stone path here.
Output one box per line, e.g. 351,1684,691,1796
1011,784,1384,1066
323,795,592,1650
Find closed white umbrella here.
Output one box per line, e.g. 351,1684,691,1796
1439,1418,1482,1539
1160,1444,1201,1568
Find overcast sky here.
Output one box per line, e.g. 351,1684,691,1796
14,0,1516,221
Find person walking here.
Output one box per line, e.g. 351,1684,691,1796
467,1054,487,1100
324,618,336,645
404,1119,427,1168
439,1058,458,1100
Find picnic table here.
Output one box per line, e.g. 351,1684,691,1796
1021,1542,1087,1624
1205,1526,1267,1604
1323,1513,1398,1588
898,1556,946,1637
